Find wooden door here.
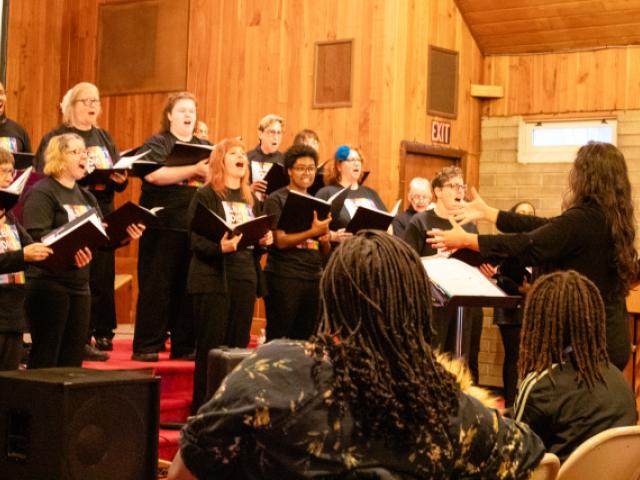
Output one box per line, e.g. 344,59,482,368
398,141,465,210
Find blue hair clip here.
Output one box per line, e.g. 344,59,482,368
335,145,350,161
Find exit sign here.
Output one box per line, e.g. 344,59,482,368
431,120,451,144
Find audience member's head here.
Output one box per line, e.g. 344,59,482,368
519,270,609,389
313,230,459,452
407,177,432,212
292,129,319,152
257,114,284,154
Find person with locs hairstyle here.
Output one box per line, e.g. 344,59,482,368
514,270,637,461
132,92,211,362
428,141,638,370
168,231,544,480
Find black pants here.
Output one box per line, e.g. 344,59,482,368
264,273,319,341
134,229,194,355
0,333,23,371
498,323,521,408
432,306,483,383
89,248,116,339
26,288,90,368
191,276,257,413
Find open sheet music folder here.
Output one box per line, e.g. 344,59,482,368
421,256,520,310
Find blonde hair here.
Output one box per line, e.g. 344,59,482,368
0,147,14,167
43,133,84,178
60,82,100,126
257,114,284,132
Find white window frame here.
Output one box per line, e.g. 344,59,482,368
517,118,617,163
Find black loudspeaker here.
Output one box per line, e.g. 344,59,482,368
0,368,160,480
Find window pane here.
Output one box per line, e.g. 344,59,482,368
532,125,613,147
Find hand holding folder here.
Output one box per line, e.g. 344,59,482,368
103,202,160,248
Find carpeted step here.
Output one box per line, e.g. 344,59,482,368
160,395,191,423
158,428,181,463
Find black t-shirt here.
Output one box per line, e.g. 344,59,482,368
391,206,417,239
35,125,124,214
22,176,100,293
263,187,322,281
0,213,32,332
140,132,211,231
315,184,386,229
0,117,32,153
404,209,479,257
247,145,284,184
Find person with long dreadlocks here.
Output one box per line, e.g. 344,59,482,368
428,141,638,370
168,231,544,480
513,270,636,462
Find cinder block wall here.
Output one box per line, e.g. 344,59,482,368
477,112,640,387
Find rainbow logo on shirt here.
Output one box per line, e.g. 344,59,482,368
62,204,91,222
222,201,254,227
0,223,25,285
0,137,18,153
86,145,113,170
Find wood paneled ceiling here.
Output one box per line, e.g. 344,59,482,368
455,0,640,55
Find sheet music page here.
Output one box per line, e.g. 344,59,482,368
421,256,506,297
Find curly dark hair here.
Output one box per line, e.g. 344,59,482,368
311,231,460,473
283,143,318,169
519,270,609,389
568,142,638,297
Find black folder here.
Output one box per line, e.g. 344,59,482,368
262,163,290,195
191,202,275,249
0,168,33,210
166,142,214,167
345,205,394,234
13,152,34,170
103,202,161,248
277,188,349,233
39,208,108,273
306,159,330,196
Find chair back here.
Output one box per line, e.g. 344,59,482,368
530,452,560,480
557,425,640,480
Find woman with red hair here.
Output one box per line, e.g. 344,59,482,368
187,137,272,412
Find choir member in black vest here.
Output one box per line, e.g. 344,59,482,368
428,142,638,371
0,82,32,154
0,148,52,370
35,82,127,359
133,92,211,362
247,114,284,198
187,137,272,412
315,145,385,229
404,166,484,381
263,144,332,342
392,176,432,239
23,134,143,368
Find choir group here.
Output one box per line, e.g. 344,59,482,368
1,80,639,478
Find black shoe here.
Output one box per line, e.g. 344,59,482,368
94,337,113,351
84,344,110,361
170,351,195,361
131,352,159,362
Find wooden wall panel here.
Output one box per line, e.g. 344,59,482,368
484,46,640,116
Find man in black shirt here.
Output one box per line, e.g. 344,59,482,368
247,114,285,198
0,82,32,154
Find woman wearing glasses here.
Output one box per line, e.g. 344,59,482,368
262,144,333,343
33,82,128,360
315,145,386,229
23,133,142,368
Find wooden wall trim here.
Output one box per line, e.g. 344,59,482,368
400,140,466,159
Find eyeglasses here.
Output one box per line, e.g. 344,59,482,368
410,194,431,201
291,166,316,174
442,183,467,192
65,148,88,156
263,129,283,137
75,98,100,107
0,167,15,177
